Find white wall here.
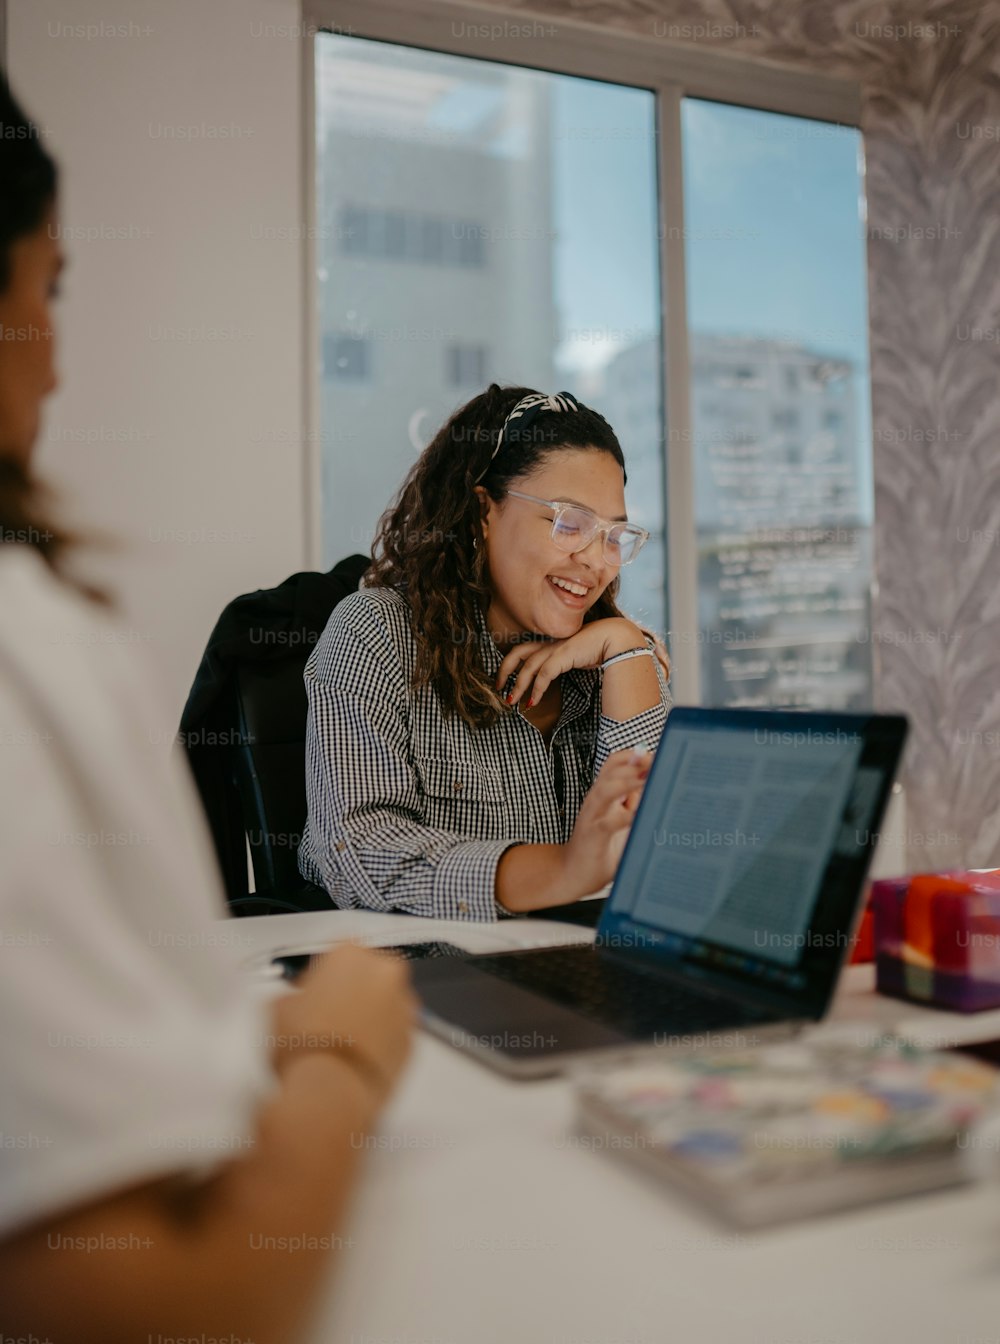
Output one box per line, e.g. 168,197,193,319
8,0,307,719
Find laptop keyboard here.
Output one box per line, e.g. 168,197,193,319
273,941,467,982
467,945,774,1040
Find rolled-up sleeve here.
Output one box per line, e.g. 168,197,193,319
299,596,512,920
593,654,672,777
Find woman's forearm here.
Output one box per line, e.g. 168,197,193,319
495,842,575,910
0,1052,377,1344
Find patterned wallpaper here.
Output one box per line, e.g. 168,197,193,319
479,0,1000,868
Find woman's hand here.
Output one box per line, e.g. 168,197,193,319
494,747,654,912
496,617,645,709
270,943,417,1106
556,747,652,901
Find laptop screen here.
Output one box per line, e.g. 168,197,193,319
601,708,906,1018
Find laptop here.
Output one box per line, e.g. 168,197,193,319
410,707,908,1078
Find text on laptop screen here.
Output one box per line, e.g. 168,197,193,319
607,721,882,989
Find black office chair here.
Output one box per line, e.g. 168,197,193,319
181,556,369,916
228,656,330,914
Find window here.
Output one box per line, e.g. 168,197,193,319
446,343,488,388
322,333,369,381
314,34,664,629
771,408,800,431
340,205,486,267
683,101,872,709
308,10,871,708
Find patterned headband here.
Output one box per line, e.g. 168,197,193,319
473,391,582,485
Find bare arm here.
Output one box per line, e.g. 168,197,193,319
0,946,414,1344
495,750,652,912
495,840,568,912
599,629,663,722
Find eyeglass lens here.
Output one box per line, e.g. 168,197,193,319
551,507,643,564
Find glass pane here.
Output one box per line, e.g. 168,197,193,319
315,35,665,631
682,100,873,709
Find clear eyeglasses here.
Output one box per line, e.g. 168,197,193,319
505,490,650,567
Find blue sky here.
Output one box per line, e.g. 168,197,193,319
549,78,872,517
551,78,870,369
680,99,870,364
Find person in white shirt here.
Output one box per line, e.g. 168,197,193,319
0,75,415,1344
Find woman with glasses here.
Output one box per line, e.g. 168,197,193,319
299,384,671,919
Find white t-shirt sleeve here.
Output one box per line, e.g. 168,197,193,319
0,551,272,1239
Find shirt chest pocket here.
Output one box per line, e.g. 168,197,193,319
413,756,508,826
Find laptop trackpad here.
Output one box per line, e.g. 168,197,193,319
411,958,629,1060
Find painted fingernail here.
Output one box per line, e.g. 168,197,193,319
505,693,514,705
526,698,534,708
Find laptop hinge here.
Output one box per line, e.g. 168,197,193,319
595,942,814,1023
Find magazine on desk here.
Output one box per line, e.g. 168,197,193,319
574,1033,1000,1227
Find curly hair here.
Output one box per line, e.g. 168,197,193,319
367,383,642,730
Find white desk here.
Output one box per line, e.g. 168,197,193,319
233,910,1000,1344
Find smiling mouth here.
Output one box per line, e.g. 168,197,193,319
547,574,591,602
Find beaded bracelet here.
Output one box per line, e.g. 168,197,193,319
600,645,655,673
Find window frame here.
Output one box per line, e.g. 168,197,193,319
302,0,863,703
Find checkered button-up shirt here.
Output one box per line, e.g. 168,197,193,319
298,586,671,921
